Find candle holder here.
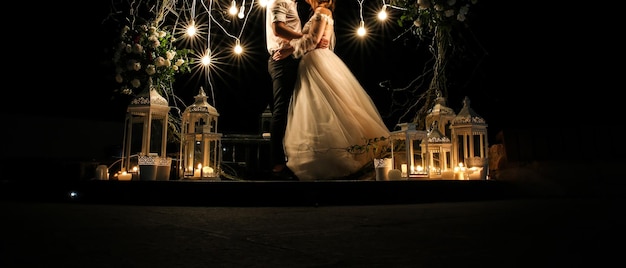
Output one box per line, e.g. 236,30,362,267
120,79,170,180
389,123,429,179
180,87,222,180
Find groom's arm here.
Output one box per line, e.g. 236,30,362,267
272,22,302,40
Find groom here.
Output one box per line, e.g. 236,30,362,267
265,0,304,180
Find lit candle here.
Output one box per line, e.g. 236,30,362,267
202,166,214,177
118,171,132,181
194,164,202,178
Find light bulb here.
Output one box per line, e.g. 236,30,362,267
258,0,268,7
357,21,366,36
229,1,238,15
186,21,197,36
234,40,243,54
238,6,245,19
378,6,387,20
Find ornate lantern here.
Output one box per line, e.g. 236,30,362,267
424,95,455,179
120,80,171,180
180,87,222,180
450,96,489,180
390,123,429,179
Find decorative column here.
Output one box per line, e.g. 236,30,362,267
120,79,171,180
180,87,222,180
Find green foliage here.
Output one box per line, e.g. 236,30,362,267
392,0,478,40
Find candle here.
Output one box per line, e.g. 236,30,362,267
401,164,408,177
202,166,214,177
118,171,132,181
388,169,402,180
194,164,202,177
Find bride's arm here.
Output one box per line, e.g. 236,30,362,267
290,8,330,58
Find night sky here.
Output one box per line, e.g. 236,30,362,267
3,1,609,145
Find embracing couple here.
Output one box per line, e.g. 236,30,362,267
266,0,390,181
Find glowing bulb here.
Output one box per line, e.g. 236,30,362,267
234,40,243,54
258,0,268,7
229,1,238,15
202,55,211,66
378,5,387,20
238,6,245,19
357,21,366,36
186,21,197,37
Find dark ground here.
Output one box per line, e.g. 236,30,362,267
1,174,625,267
1,196,623,267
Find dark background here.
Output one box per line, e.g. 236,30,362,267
1,1,613,150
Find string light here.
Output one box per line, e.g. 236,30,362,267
186,20,197,36
238,0,246,19
356,0,366,37
229,0,238,15
357,20,366,36
234,39,243,54
377,4,387,20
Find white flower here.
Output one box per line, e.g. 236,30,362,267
132,43,143,54
115,74,124,83
149,35,160,48
146,65,156,75
131,79,141,88
154,56,167,67
175,59,185,66
159,31,167,38
457,13,466,22
131,61,141,71
166,50,175,60
172,65,179,71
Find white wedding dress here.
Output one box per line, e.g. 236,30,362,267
284,10,390,181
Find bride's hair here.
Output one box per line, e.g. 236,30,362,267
313,0,335,12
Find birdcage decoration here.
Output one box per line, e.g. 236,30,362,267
389,123,429,178
120,79,171,181
180,87,222,180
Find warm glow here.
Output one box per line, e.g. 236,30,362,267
238,2,246,19
234,40,243,54
258,0,268,7
357,21,366,36
229,1,238,15
186,22,197,37
117,171,132,181
377,6,387,20
201,55,211,65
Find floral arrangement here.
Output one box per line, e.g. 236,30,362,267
393,0,478,39
112,21,191,96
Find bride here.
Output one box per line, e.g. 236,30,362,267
273,0,390,181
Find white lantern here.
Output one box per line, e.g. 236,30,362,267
120,80,170,180
180,87,222,180
390,123,429,179
450,96,489,180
